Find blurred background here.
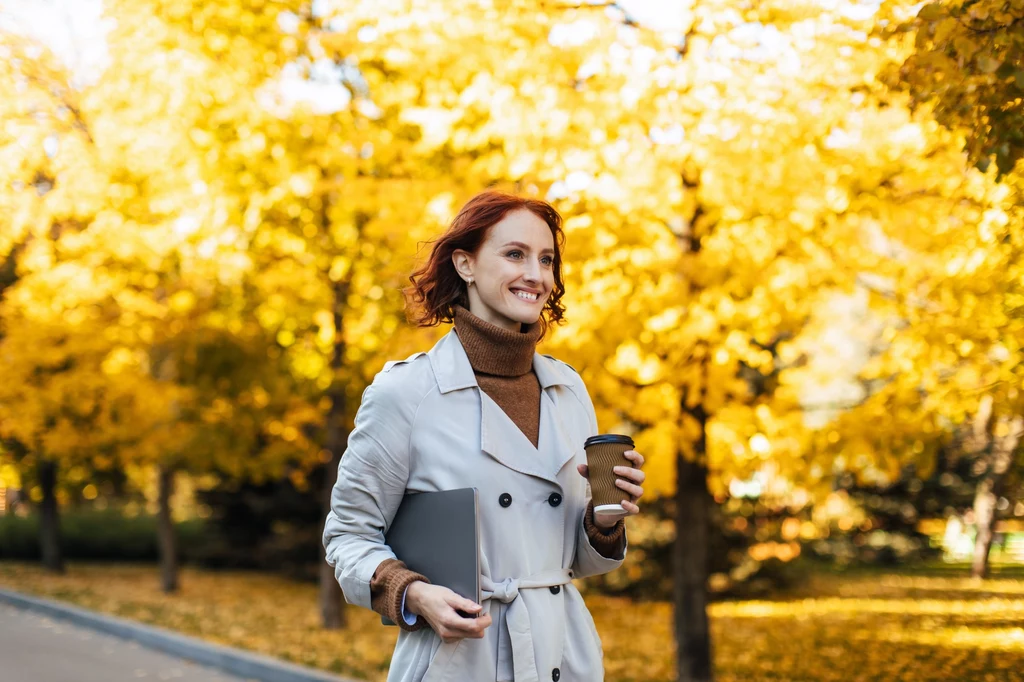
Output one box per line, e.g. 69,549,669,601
1,1,1022,681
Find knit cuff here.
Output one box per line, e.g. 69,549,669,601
584,501,626,558
370,558,431,632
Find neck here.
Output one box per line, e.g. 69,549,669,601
453,304,541,377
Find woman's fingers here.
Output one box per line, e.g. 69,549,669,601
624,450,645,468
468,612,492,636
439,619,488,642
613,465,646,484
615,478,644,499
577,463,589,479
421,586,492,642
613,460,645,503
448,593,481,614
441,609,492,640
614,465,646,501
439,594,490,639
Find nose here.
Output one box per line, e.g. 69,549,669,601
522,256,542,284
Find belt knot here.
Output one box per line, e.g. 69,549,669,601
490,577,520,603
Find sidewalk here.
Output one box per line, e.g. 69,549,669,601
1,601,250,682
0,588,357,682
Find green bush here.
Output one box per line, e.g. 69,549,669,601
0,508,207,561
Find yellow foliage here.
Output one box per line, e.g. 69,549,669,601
1,0,1021,514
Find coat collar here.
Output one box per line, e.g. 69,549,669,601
427,329,573,395
426,330,577,487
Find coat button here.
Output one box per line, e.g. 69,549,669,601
499,493,512,508
552,668,561,681
547,492,562,507
549,585,560,594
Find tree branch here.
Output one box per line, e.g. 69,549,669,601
950,11,1024,35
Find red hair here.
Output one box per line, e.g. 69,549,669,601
405,190,567,340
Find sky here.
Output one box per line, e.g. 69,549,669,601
0,0,109,84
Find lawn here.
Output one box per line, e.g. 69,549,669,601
1,562,1023,681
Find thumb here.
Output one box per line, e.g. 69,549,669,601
577,463,589,478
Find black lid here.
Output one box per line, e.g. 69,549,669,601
584,434,634,448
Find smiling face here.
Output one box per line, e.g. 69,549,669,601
452,208,556,332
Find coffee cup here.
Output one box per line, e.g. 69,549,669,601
583,434,635,523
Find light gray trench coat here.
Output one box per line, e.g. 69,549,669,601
322,329,627,682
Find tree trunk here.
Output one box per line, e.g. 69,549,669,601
971,415,1023,579
971,477,996,578
37,458,63,573
319,278,350,630
320,447,345,629
157,465,179,593
675,407,713,682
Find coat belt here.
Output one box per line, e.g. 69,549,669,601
422,568,573,682
483,568,573,682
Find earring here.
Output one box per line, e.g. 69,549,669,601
467,278,474,285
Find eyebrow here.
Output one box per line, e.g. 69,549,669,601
502,241,555,256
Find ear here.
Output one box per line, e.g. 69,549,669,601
452,249,474,282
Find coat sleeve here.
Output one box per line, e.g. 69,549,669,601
569,373,628,579
322,370,420,610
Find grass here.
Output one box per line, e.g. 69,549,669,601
1,561,1023,681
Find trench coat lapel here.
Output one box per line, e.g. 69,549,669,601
531,347,583,481
428,330,577,488
537,387,579,480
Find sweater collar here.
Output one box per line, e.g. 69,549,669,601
452,304,541,377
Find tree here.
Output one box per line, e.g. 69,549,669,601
304,1,1000,675
0,5,321,589
875,0,1024,577
962,395,1024,575
0,31,107,572
536,3,980,677
86,0,304,595
881,0,1024,175
801,43,1024,575
115,0,440,620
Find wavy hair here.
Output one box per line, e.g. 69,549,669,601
404,190,567,340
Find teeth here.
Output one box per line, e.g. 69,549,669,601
513,290,538,301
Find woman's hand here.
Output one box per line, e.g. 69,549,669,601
576,449,646,526
405,581,492,644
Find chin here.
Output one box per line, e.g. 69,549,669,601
516,312,543,325
510,309,544,325
495,304,540,326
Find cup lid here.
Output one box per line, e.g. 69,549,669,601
584,434,634,448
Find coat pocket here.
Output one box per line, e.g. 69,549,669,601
558,589,606,682
580,602,604,658
421,638,462,682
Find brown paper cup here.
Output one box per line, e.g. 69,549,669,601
584,434,635,522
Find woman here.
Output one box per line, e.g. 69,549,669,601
322,190,647,682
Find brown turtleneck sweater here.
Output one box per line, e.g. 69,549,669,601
369,304,626,631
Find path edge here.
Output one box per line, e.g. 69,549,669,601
0,586,360,682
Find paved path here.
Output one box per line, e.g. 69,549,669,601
0,602,252,682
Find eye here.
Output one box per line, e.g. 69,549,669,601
507,250,554,266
